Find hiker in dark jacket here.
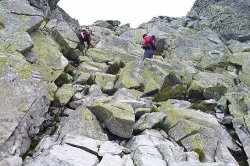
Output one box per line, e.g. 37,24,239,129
141,34,156,60
80,27,94,52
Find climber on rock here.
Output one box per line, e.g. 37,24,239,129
80,27,94,53
141,34,156,60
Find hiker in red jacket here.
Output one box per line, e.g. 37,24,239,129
141,34,156,60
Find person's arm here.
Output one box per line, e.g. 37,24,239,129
80,31,84,38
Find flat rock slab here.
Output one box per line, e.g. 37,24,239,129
24,144,99,166
97,154,133,166
55,84,75,105
59,106,108,141
64,135,103,155
134,112,167,132
98,141,130,157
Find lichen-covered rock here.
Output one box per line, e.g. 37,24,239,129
0,0,44,33
59,106,108,141
238,59,250,86
89,101,135,138
0,31,33,53
115,70,142,89
228,40,250,53
31,30,68,81
187,0,250,41
126,129,212,166
0,47,52,158
232,116,250,163
134,112,167,132
51,21,79,55
95,72,117,87
55,84,75,105
229,52,250,66
169,120,219,162
158,100,239,152
120,29,147,44
190,72,234,99
86,49,113,63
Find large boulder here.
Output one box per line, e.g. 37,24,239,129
30,30,69,81
169,120,219,162
0,31,33,53
0,0,44,33
58,106,108,141
126,129,225,166
50,21,79,55
88,101,135,138
55,84,75,105
134,112,167,132
0,42,52,158
190,72,234,100
158,100,239,153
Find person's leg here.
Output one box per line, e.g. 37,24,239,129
143,49,153,60
143,50,148,60
149,49,154,59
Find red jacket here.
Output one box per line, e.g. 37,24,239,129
142,36,154,49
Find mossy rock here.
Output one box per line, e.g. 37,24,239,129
86,49,113,63
86,74,96,85
59,106,108,141
95,73,117,87
153,121,172,132
191,72,234,91
115,71,142,89
239,71,250,87
55,72,72,86
64,65,77,76
203,84,227,100
193,148,206,162
31,30,64,70
106,60,125,74
89,101,135,138
143,78,160,96
229,52,250,66
55,84,75,105
155,85,188,102
181,131,218,162
158,100,219,128
168,119,201,142
51,21,79,56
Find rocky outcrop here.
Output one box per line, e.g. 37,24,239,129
0,0,250,165
27,0,80,32
187,0,250,41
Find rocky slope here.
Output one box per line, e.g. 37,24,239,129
0,0,250,166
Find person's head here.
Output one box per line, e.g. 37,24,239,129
86,26,90,30
143,34,147,39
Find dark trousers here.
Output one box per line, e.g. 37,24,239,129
143,49,154,60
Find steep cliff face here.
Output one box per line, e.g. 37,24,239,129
187,0,250,41
0,0,250,166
